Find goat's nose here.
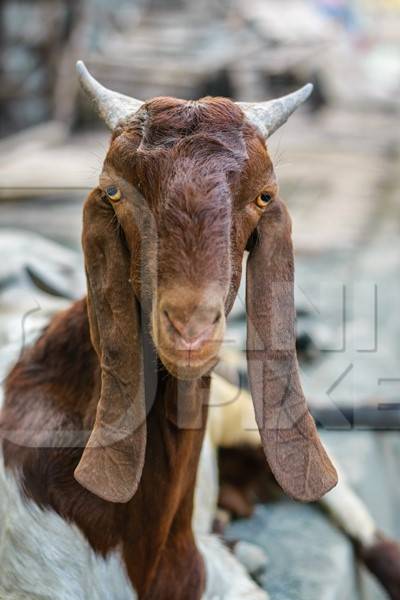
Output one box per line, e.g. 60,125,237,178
161,302,222,350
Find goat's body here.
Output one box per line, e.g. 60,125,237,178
1,299,204,598
0,438,267,600
0,299,268,599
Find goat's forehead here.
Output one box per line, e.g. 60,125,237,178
106,97,270,190
142,95,245,126
130,96,247,149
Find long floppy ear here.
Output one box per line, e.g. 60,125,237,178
246,199,338,501
74,189,146,503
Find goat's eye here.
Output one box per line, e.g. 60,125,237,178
106,185,122,202
255,192,272,209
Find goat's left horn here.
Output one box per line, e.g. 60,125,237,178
76,60,143,130
237,84,313,138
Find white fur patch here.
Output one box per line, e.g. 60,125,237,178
232,541,269,576
193,433,219,535
0,459,136,600
199,534,269,600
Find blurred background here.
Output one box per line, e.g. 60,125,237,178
1,0,400,598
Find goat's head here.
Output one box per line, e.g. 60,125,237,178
74,62,337,504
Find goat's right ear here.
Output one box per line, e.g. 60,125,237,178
246,199,337,501
74,188,146,504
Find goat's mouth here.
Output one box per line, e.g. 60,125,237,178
155,331,224,380
157,346,220,380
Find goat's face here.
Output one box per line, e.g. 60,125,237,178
99,97,276,380
77,64,337,505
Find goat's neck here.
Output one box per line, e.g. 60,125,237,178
127,333,210,596
2,299,208,598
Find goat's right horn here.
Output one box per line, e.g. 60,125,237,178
76,60,143,130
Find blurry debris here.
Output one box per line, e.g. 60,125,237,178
240,0,335,45
312,403,400,431
53,1,92,125
218,435,400,600
80,14,264,105
197,68,236,101
0,0,88,137
315,0,361,33
25,262,76,300
210,367,400,596
0,129,104,200
0,229,84,296
0,121,67,155
0,229,84,348
1,0,400,139
0,274,17,293
295,306,336,364
73,0,336,122
296,330,319,363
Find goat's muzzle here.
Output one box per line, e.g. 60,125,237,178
152,285,226,380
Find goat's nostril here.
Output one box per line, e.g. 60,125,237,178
163,310,179,330
213,311,222,325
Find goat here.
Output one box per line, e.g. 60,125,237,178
0,61,337,599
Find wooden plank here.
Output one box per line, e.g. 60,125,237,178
0,121,67,158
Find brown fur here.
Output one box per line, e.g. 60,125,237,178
218,446,277,519
360,536,400,600
1,95,336,598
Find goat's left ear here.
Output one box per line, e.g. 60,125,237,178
74,188,146,504
246,199,338,501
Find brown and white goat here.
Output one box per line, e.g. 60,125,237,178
0,61,337,599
